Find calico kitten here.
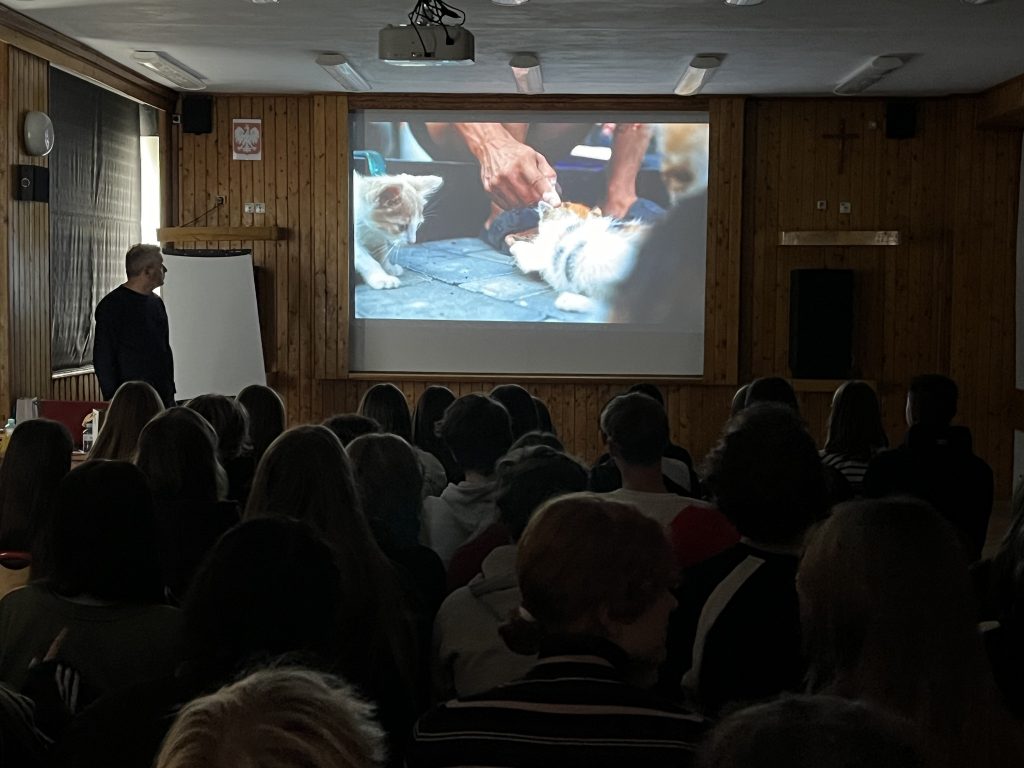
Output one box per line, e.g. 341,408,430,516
353,171,443,289
658,123,710,204
508,202,646,314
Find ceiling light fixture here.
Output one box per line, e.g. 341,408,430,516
131,51,206,91
509,53,542,94
834,55,903,95
674,55,721,96
724,0,765,5
960,0,993,4
316,53,371,91
492,0,529,5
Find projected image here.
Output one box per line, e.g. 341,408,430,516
351,112,709,325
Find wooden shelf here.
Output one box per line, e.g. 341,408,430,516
157,226,286,244
780,230,900,246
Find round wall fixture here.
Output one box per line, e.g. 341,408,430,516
23,111,54,157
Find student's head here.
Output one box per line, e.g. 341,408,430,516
600,392,668,468
510,493,676,665
187,394,250,461
236,385,286,464
824,380,887,459
136,407,227,502
322,414,380,447
495,446,588,541
347,433,423,550
0,418,73,554
48,461,163,603
125,243,165,289
702,403,826,545
155,668,386,768
245,426,366,556
509,430,564,453
412,385,456,449
182,518,347,680
627,382,665,405
730,384,750,417
357,383,412,442
532,396,554,434
799,498,991,715
89,380,164,462
906,374,958,428
438,394,513,476
489,384,539,439
697,695,923,768
745,376,799,413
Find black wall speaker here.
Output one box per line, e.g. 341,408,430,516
789,269,854,379
181,96,213,135
886,100,917,140
13,164,49,203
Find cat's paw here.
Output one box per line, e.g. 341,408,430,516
382,261,404,277
554,292,595,313
365,273,401,290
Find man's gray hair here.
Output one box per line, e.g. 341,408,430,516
125,243,162,278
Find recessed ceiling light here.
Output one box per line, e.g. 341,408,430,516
674,55,722,96
960,0,993,4
250,0,279,4
509,53,542,94
724,0,765,5
492,0,529,5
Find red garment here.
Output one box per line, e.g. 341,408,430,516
668,502,739,570
445,522,512,593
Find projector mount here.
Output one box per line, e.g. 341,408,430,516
407,0,466,48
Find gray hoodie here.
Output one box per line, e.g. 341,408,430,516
422,479,500,565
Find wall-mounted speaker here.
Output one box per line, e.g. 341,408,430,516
13,164,49,203
886,100,917,140
181,96,213,135
789,269,854,379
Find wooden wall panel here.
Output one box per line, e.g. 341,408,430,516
6,47,50,411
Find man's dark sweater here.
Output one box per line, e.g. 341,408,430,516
94,285,175,406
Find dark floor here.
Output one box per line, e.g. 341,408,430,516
354,237,609,323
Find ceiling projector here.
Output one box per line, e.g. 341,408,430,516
379,24,475,66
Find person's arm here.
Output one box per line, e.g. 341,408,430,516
92,302,119,400
454,123,560,211
603,122,652,218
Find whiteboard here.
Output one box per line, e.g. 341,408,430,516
160,252,266,400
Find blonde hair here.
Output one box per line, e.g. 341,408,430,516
156,667,386,768
89,380,164,461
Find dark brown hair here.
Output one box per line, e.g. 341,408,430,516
358,383,412,441
823,380,887,460
135,407,227,502
236,385,286,464
89,380,164,462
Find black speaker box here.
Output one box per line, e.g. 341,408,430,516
181,96,213,134
13,164,49,203
789,269,854,379
886,100,917,140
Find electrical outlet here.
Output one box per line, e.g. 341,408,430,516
839,201,852,214
215,195,225,205
816,200,827,210
254,202,266,214
243,202,256,214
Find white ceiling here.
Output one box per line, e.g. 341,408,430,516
5,0,1024,96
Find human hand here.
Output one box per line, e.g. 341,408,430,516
475,135,561,211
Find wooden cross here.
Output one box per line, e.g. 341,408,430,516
822,119,860,175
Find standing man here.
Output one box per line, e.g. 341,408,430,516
93,244,175,407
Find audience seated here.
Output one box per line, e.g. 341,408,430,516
598,392,737,568
423,394,513,564
348,432,447,704
244,425,420,750
411,493,707,767
697,695,924,768
663,403,826,717
489,384,539,439
87,380,164,461
589,385,696,496
235,383,286,466
800,497,1024,768
433,447,587,698
50,518,390,768
864,374,994,561
0,418,73,594
359,384,447,497
532,396,554,434
155,668,386,768
0,461,182,705
186,394,254,505
323,412,381,445
973,479,1024,716
135,407,238,602
744,376,799,412
412,386,462,484
820,380,888,495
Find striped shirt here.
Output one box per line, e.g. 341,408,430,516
821,451,870,493
409,636,707,767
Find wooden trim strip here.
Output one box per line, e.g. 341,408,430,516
157,226,286,243
779,230,900,246
0,6,175,111
347,93,712,112
343,372,707,385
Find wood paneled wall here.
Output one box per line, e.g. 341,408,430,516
171,93,1022,489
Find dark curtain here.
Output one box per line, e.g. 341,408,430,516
49,68,142,371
